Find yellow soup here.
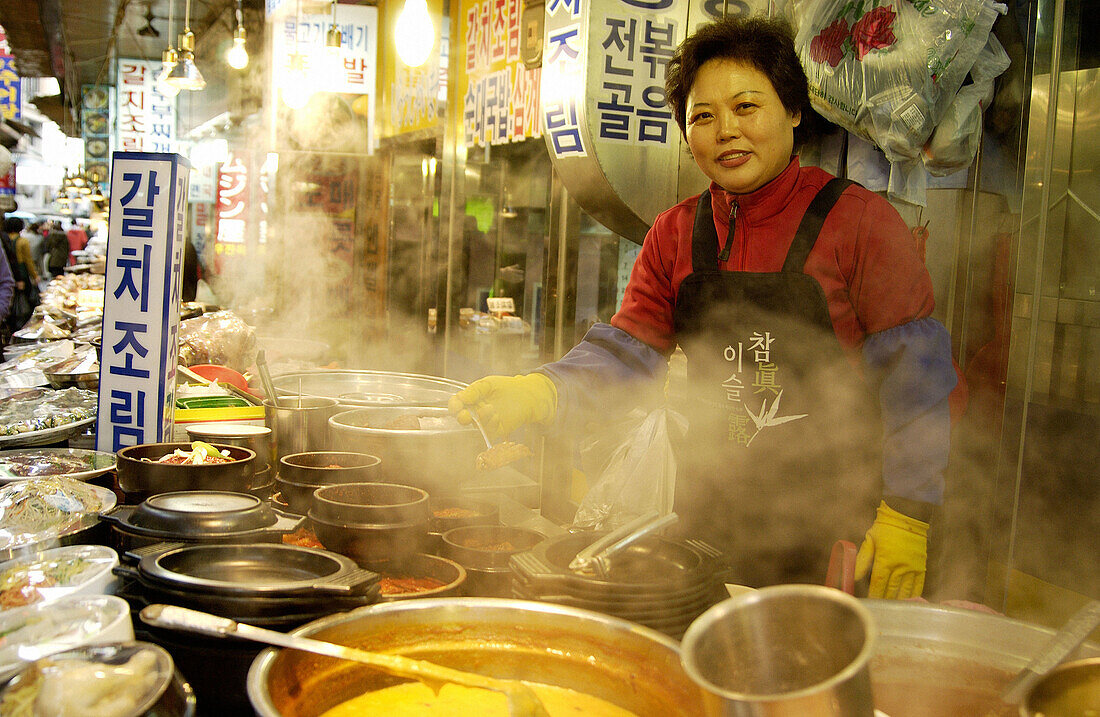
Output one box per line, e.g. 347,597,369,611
320,680,640,717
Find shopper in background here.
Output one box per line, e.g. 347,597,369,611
66,221,89,264
450,15,956,598
2,217,39,330
23,220,46,287
45,229,70,279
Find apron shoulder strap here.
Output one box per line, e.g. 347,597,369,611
690,189,718,273
782,177,855,272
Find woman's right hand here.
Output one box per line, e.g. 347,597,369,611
448,373,557,440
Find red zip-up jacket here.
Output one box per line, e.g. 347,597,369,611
611,157,934,362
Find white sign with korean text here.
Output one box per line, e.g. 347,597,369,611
115,59,177,153
271,4,378,146
96,152,191,451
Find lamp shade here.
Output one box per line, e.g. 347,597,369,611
165,49,206,90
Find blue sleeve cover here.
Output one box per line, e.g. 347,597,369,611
862,318,956,506
535,323,668,428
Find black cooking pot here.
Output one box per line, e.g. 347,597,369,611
132,542,378,597
116,443,257,499
101,490,303,553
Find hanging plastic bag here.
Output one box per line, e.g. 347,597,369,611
793,0,1006,164
572,407,687,531
921,33,1011,176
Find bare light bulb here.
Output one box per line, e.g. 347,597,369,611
227,28,249,69
395,0,434,67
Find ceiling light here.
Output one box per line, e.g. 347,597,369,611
166,31,206,90
165,0,205,91
395,0,434,67
226,0,249,69
326,1,342,55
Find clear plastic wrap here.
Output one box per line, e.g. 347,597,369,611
0,478,108,556
176,310,257,373
0,388,98,437
794,0,1006,163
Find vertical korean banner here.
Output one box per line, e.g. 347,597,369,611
0,53,20,120
215,150,250,274
97,153,190,451
459,0,541,147
115,59,177,153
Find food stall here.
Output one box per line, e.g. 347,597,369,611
0,0,1098,713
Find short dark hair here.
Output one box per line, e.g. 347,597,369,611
664,15,811,142
2,217,24,234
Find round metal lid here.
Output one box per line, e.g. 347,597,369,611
271,370,467,407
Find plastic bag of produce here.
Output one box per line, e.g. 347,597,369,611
176,310,257,372
572,408,686,531
921,32,1010,175
794,0,1006,163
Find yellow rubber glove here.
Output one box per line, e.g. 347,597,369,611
854,500,928,599
448,373,557,440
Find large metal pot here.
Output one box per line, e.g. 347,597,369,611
247,597,706,717
864,600,1100,716
272,370,466,407
328,406,482,492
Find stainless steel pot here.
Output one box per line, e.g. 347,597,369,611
864,600,1100,717
328,406,481,492
247,598,706,717
272,370,466,407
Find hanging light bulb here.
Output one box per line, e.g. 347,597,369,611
326,1,342,57
158,0,178,81
395,0,434,67
226,0,249,69
282,53,312,109
165,0,205,90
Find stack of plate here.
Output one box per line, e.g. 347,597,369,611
510,532,724,638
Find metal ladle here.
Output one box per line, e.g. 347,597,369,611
1001,599,1100,705
140,604,551,717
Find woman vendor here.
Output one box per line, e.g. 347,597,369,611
449,15,956,597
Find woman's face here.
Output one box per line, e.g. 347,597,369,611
685,58,800,195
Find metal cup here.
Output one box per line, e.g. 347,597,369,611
680,584,877,716
264,396,340,465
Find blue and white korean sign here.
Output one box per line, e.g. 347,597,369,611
96,152,190,451
542,0,706,242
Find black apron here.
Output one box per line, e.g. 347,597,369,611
671,179,880,587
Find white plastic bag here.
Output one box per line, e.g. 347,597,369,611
572,408,686,531
794,0,1006,163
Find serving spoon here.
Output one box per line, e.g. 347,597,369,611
140,604,552,717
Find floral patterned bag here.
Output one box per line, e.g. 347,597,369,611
792,0,1006,163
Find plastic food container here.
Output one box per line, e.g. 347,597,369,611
0,594,134,681
0,641,196,717
0,544,119,611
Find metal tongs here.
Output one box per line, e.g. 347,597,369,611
568,511,679,579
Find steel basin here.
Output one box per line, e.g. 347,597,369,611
272,370,466,408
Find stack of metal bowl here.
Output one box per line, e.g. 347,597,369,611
441,525,546,597
307,482,431,568
273,451,381,514
510,531,724,638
